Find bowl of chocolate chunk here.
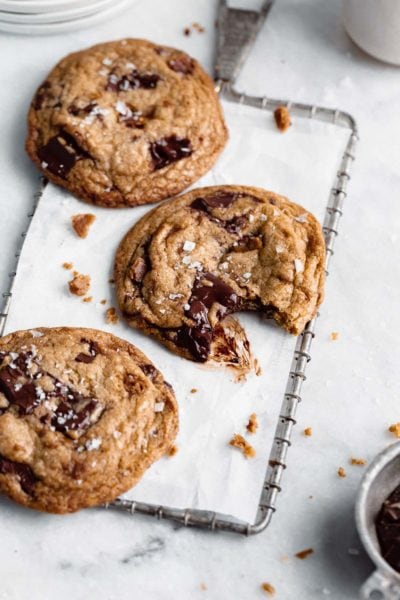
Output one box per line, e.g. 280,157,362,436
356,442,400,598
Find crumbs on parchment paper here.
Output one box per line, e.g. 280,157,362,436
337,466,346,478
274,106,291,132
71,213,96,238
68,273,91,297
261,582,275,596
229,433,256,459
105,307,119,325
100,299,107,305
330,331,339,341
62,262,73,270
83,296,93,303
190,388,198,394
303,427,312,437
167,445,178,458
183,22,205,36
295,548,314,560
246,413,258,434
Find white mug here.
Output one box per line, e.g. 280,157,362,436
343,0,400,65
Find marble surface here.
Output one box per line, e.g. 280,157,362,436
0,0,399,598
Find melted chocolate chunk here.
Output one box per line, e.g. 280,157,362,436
150,136,192,170
107,70,160,92
168,57,195,75
0,366,37,414
376,484,400,572
0,455,36,495
75,339,100,364
191,193,238,210
177,273,239,362
37,131,89,178
191,195,249,234
0,349,103,438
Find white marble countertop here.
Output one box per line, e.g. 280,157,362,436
1,0,400,598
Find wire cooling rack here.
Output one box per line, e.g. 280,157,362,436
0,0,358,535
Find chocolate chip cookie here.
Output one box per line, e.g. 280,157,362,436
0,327,178,513
26,39,227,208
115,185,325,371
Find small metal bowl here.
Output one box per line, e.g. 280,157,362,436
356,442,400,599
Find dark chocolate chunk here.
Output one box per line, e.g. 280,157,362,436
224,215,248,234
150,136,192,170
37,131,89,178
140,364,157,380
75,339,100,364
68,101,97,116
0,455,36,495
191,193,238,210
107,70,160,92
168,57,195,75
177,273,239,362
33,81,51,110
376,484,400,572
0,348,103,438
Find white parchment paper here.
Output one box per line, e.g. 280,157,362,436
4,101,349,523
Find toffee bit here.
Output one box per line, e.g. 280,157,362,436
62,262,73,270
350,457,366,466
295,548,314,560
68,273,91,297
389,423,400,438
229,433,256,458
330,331,339,341
246,413,258,434
274,106,292,132
338,466,346,478
303,427,312,437
168,444,178,457
71,213,96,238
261,582,275,597
105,307,119,325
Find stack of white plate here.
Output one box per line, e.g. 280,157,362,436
0,0,128,34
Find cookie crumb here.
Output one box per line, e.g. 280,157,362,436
261,582,275,596
295,548,314,560
229,433,256,458
109,278,115,285
100,299,107,305
338,466,346,478
68,274,91,297
274,106,291,132
304,427,312,437
330,332,339,341
246,413,258,434
199,583,207,591
190,388,198,394
389,423,400,438
168,444,178,457
183,27,191,36
350,457,366,466
105,307,119,325
83,296,93,303
62,262,73,270
71,213,96,238
192,22,205,33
